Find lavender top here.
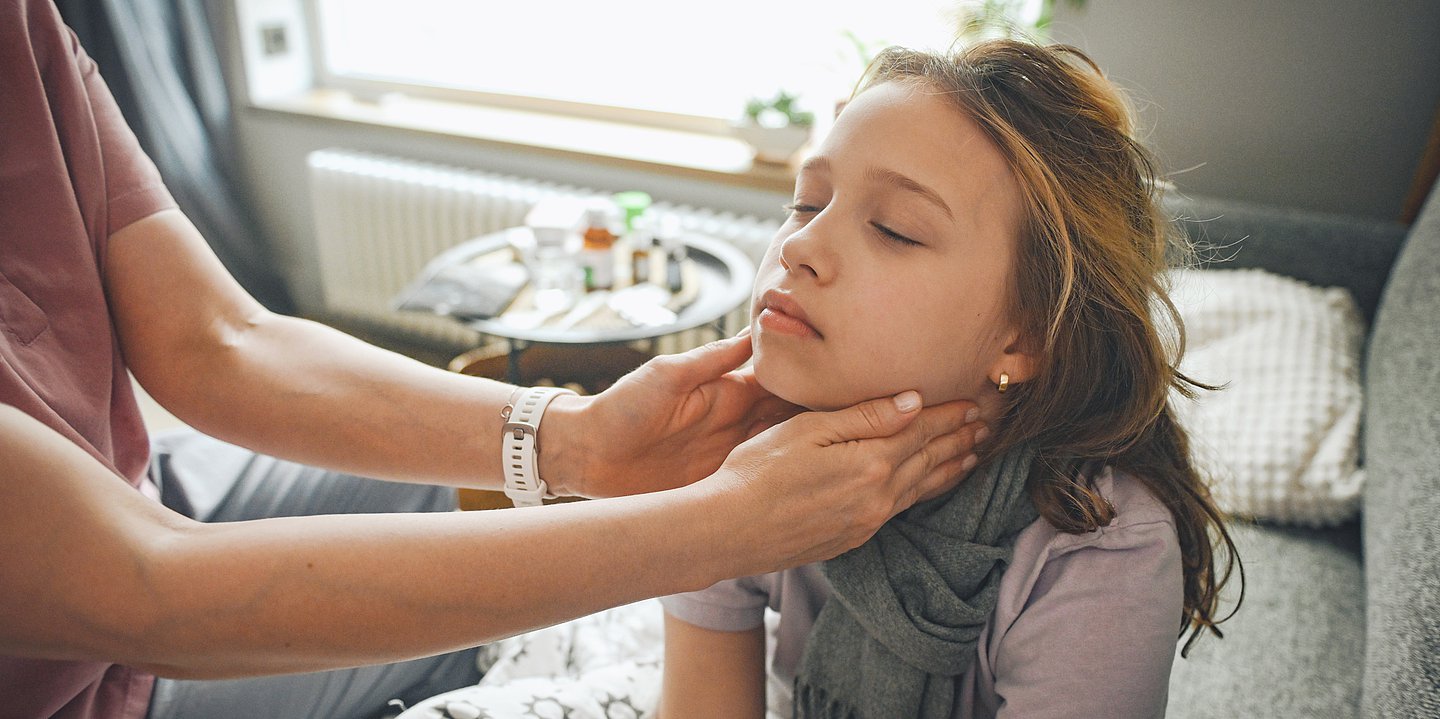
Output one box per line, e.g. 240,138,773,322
661,467,1183,718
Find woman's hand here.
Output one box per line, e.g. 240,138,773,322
694,390,983,574
542,330,801,498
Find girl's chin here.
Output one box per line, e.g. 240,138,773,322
753,348,984,413
752,364,868,413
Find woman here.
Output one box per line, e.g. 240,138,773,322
0,2,988,717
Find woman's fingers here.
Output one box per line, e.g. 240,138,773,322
872,399,974,459
794,395,979,514
915,455,973,503
808,391,926,445
909,422,989,503
712,395,995,571
649,330,753,391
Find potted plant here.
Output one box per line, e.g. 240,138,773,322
954,0,1088,42
731,90,815,165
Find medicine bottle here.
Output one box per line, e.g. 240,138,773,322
529,227,582,312
629,214,656,285
649,215,685,294
579,205,618,292
612,191,653,287
522,195,588,314
665,237,687,294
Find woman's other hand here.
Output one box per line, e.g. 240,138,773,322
698,391,984,573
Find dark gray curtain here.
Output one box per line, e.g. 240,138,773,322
57,0,294,313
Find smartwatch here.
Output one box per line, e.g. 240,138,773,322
501,386,577,507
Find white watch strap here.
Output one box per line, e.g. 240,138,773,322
502,386,577,508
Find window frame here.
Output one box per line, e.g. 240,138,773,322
299,0,735,137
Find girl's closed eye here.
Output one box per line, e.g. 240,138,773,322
871,221,922,247
783,202,921,247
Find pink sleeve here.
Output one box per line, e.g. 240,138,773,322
992,518,1184,719
66,25,177,238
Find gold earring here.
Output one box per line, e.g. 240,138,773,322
997,372,1010,394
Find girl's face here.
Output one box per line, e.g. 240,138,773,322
750,80,1031,412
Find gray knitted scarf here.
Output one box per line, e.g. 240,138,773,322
794,445,1040,719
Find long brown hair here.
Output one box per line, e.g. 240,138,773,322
859,40,1242,654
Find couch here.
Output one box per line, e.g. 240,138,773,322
1161,185,1439,718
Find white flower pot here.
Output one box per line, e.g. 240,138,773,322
729,122,812,165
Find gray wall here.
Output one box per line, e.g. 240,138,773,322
229,0,1439,314
1050,0,1440,220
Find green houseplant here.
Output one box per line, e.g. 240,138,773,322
954,0,1088,42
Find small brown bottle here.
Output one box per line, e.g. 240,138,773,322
579,206,617,292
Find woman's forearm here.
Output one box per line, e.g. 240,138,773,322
149,309,535,490
107,210,555,491
129,488,737,679
0,404,744,680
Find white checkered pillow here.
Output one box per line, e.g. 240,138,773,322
1167,267,1366,526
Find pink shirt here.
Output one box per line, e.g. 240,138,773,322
661,468,1184,718
1,0,177,716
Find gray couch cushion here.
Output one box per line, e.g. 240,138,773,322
1166,522,1364,719
1164,193,1408,325
1362,183,1440,718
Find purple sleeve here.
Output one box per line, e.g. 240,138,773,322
660,574,773,632
993,518,1184,719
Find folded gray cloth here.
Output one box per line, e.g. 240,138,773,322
794,445,1040,719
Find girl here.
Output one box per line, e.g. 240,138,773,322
658,40,1240,718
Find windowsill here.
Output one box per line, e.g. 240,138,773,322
249,90,802,194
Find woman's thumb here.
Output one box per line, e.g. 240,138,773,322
818,390,923,443
656,328,753,387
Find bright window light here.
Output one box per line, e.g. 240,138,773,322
314,0,965,126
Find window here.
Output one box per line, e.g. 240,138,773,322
310,0,969,134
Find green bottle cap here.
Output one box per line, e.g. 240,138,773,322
612,191,652,232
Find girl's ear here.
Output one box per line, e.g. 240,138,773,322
988,330,1040,388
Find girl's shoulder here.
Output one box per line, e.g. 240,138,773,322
985,466,1184,664
1014,465,1180,565
976,478,1186,719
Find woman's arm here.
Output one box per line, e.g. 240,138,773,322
0,372,971,678
0,402,712,678
659,614,767,719
0,397,919,679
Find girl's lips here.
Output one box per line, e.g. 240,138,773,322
758,308,822,338
757,290,822,339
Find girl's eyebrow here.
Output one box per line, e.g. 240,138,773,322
797,156,831,179
863,166,954,222
798,157,954,224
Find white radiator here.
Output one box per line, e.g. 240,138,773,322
306,148,780,355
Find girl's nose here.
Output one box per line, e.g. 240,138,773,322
778,229,825,282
